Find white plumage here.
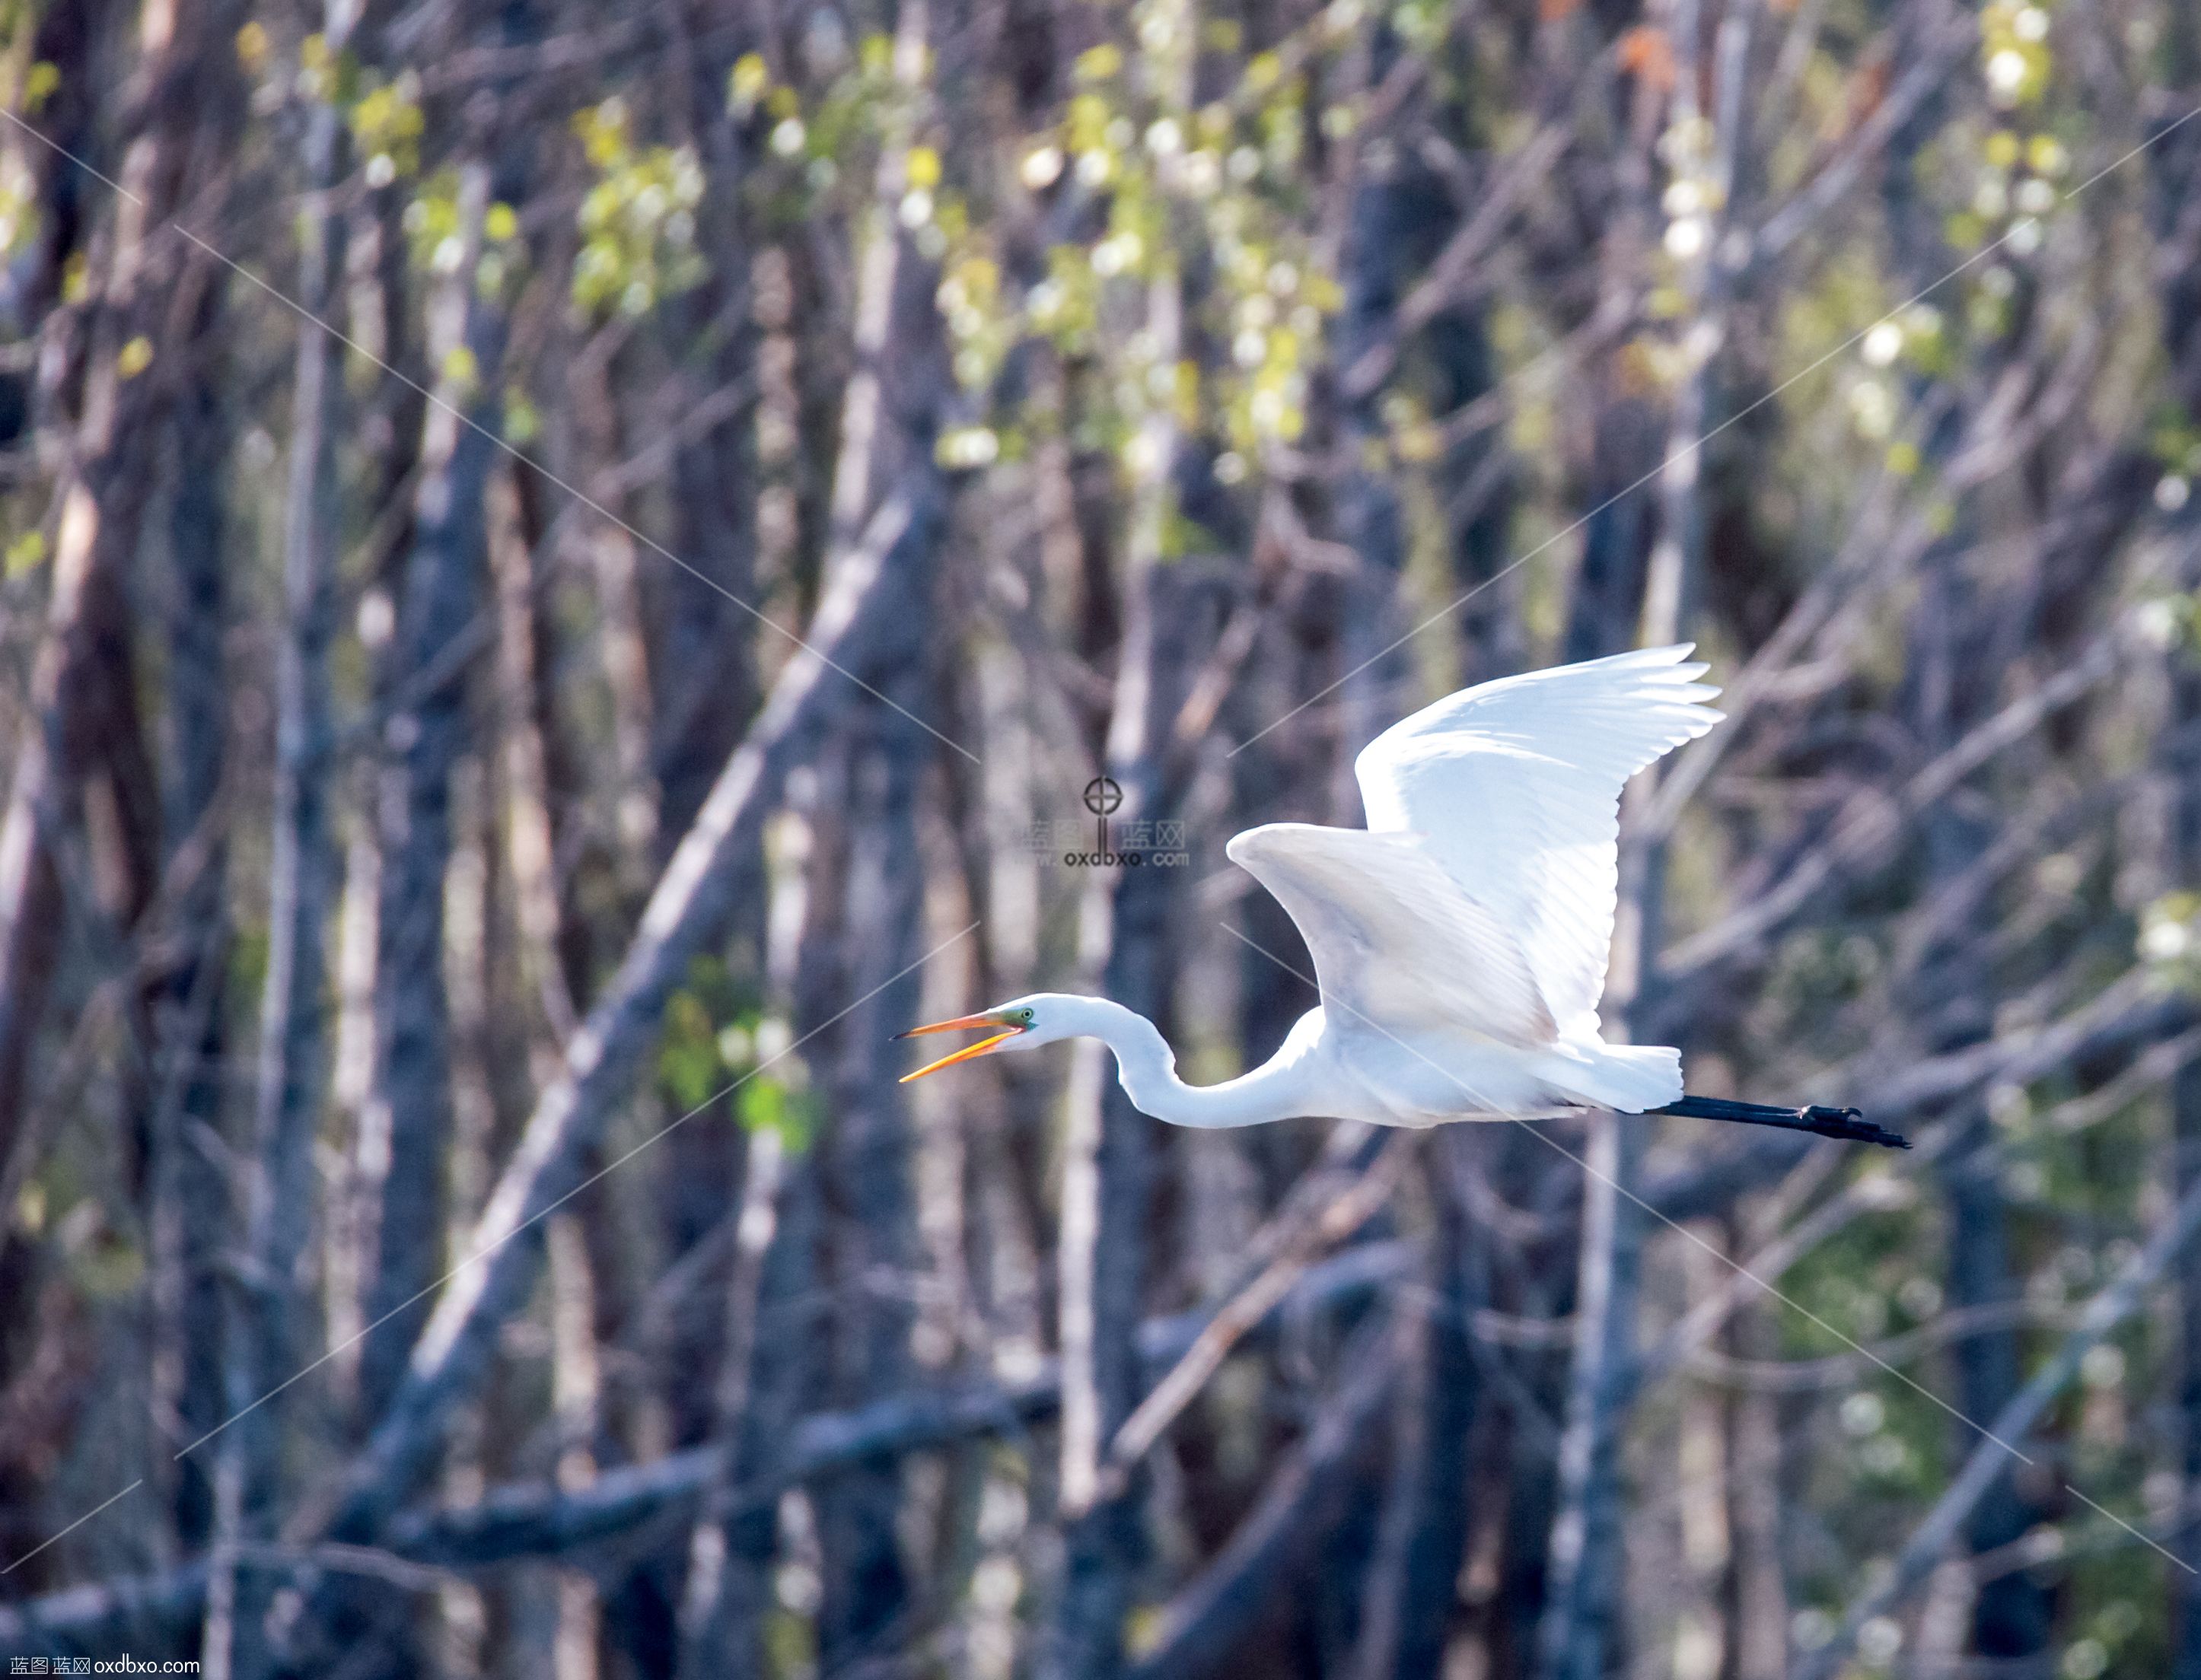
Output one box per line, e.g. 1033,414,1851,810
1224,643,1721,1122
900,644,1890,1147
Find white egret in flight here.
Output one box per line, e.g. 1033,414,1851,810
901,644,1903,1149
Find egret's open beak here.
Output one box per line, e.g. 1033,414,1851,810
894,1012,1025,1082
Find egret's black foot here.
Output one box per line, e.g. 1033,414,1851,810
1652,1094,1910,1150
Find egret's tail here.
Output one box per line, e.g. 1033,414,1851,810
1543,1041,1683,1114
1540,1042,1905,1147
1654,1094,1908,1149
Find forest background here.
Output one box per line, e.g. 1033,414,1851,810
3,0,2201,1675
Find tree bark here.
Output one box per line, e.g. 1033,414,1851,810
146,221,235,1564
1915,497,2053,1666
795,0,949,1653
2151,10,2201,1662
0,1244,1406,1653
1349,1131,1483,1680
1540,8,1741,1671
310,472,948,1557
0,0,220,1594
356,154,512,1425
204,8,352,1670
1125,1319,1398,1680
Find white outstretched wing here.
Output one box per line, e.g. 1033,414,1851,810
1226,822,1556,1045
1352,644,1722,1035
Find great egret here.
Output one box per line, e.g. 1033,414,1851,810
902,644,1903,1149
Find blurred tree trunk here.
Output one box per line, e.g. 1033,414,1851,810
765,0,950,1656
1043,2,1208,1672
142,0,250,1566
430,757,500,1680
805,480,948,1655
1328,22,1413,818
671,1117,786,1678
1910,429,2055,1666
146,265,232,1558
1482,31,1662,1650
642,80,769,1640
1322,46,1490,1667
1879,46,2061,1645
315,421,951,1619
8,0,110,332
708,1083,826,1680
489,467,579,1048
659,0,762,849
1048,514,1225,1679
575,344,659,889
813,707,928,1662
2174,664,2201,1680
2156,4,2201,1662
671,789,818,1678
0,0,215,1589
1435,298,1521,681
0,0,186,1220
307,17,533,1675
1720,1288,1793,1680
205,6,352,1669
1348,1131,1483,1680
1524,44,1664,1638
648,183,768,1574
1537,56,1669,1680
1483,1131,1572,1676
357,151,517,1424
1126,1317,1400,1680
1541,8,1744,1672
1915,596,2056,1664
318,170,425,1423
1228,575,1326,1215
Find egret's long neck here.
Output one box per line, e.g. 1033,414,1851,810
1069,998,1314,1129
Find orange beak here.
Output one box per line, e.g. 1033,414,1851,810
895,1013,1025,1082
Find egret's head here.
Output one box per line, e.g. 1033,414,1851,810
895,994,1080,1081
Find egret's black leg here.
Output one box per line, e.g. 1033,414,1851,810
1652,1094,1909,1150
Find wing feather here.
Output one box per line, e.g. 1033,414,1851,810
1351,644,1722,1032
1227,823,1556,1045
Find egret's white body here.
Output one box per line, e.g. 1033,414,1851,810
903,644,1725,1130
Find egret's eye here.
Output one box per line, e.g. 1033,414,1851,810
1021,1009,1036,1024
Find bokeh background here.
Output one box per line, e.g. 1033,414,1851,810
0,0,2199,1675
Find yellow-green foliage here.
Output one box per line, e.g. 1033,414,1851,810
658,958,814,1149
571,99,706,320
352,73,425,183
